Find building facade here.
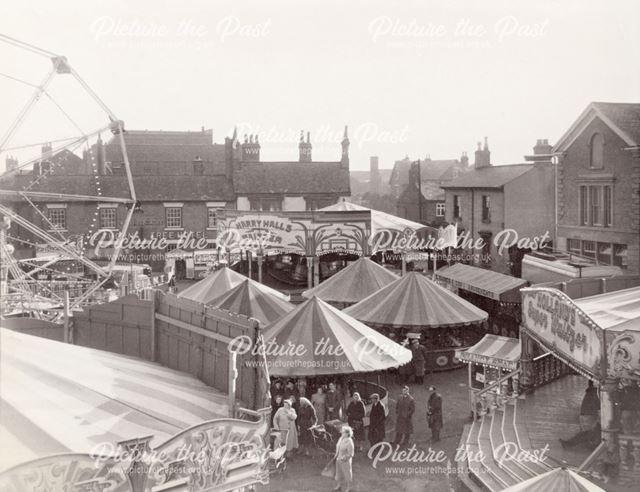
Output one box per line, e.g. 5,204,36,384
442,139,555,275
553,102,640,273
2,126,351,274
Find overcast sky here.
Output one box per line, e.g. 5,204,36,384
1,0,639,172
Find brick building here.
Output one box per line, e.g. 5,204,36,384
442,138,555,275
553,102,640,273
2,126,351,275
395,153,470,226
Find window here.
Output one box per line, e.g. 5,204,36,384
579,184,613,227
193,160,204,175
250,198,282,211
165,207,182,228
481,195,491,222
582,240,596,260
613,244,627,268
207,208,217,228
99,207,117,229
453,195,461,219
579,186,588,225
436,203,445,217
166,243,178,252
603,186,612,227
48,208,66,230
567,238,581,254
590,133,604,169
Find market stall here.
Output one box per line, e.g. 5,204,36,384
301,256,399,308
435,262,529,338
344,271,489,371
210,279,294,326
455,334,521,414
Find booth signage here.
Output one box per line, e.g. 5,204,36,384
522,288,601,375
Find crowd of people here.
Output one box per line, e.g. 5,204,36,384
269,378,445,491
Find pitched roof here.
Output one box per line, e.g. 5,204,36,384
554,102,640,151
389,158,462,186
233,162,350,195
441,164,534,189
2,173,235,202
104,130,227,175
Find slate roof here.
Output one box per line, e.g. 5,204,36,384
389,158,462,186
441,164,535,189
591,102,640,146
104,131,227,175
233,162,350,195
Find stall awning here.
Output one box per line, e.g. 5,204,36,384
574,286,640,331
456,334,521,370
435,263,528,302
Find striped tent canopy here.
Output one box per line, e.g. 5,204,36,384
501,467,606,492
210,279,294,326
0,328,228,472
455,334,521,370
178,266,289,304
301,257,399,305
263,296,412,376
344,271,488,328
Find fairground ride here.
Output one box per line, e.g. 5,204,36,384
0,34,136,321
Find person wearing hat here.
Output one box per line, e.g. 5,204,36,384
427,386,443,442
410,339,427,385
368,393,386,446
273,398,299,454
393,385,415,447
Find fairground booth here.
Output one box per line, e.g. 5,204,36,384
344,272,488,371
455,334,521,414
435,263,529,339
214,203,430,289
263,296,411,436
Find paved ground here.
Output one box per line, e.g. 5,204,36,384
264,369,472,492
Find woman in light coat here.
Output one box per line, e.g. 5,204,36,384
333,425,354,492
272,399,298,453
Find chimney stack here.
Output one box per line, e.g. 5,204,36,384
460,151,469,167
241,134,261,162
474,137,491,169
299,130,312,162
533,138,553,155
41,142,52,159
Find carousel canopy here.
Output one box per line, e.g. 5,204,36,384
501,467,606,492
435,263,528,303
344,271,488,328
319,201,430,233
178,266,289,304
210,279,294,326
574,286,640,332
263,296,412,376
456,334,521,371
301,257,399,304
0,329,228,472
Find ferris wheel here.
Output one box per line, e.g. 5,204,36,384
0,34,136,319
